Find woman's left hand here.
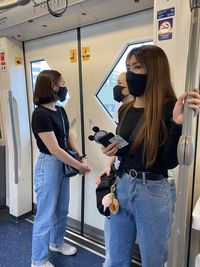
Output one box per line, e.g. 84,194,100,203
173,89,200,125
80,158,92,172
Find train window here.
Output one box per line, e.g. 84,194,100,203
30,60,50,90
30,60,69,106
96,41,153,120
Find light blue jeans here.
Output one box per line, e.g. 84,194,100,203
103,173,176,267
32,153,70,266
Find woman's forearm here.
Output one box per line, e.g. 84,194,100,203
68,130,83,157
51,146,82,170
107,156,116,167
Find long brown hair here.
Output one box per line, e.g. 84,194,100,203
124,45,177,167
33,70,61,105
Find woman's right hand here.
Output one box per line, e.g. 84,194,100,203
96,165,112,184
101,142,119,157
78,163,91,175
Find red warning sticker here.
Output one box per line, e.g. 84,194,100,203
0,51,6,71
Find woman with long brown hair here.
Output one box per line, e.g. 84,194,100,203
99,45,200,267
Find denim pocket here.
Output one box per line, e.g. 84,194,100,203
116,175,129,207
170,184,176,202
162,178,177,213
144,179,168,197
168,181,176,212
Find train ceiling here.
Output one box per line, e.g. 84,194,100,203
0,0,153,41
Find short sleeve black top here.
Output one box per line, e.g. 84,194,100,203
31,105,69,155
117,99,182,176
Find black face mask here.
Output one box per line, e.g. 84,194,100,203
126,71,147,97
57,86,68,102
113,85,126,102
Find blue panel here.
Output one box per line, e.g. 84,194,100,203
157,7,175,19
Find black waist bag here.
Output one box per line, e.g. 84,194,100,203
96,169,117,216
63,147,80,177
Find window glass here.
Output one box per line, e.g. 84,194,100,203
30,60,69,105
31,60,50,90
96,41,153,119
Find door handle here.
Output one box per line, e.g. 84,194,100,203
8,91,21,184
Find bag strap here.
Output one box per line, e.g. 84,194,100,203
128,114,144,143
58,107,68,148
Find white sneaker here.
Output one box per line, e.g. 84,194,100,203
31,261,54,267
49,242,77,256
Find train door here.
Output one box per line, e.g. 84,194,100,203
80,10,153,234
24,29,84,231
80,10,153,266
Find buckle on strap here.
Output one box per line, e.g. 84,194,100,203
129,169,137,178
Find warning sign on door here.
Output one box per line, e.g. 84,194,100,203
0,51,6,71
158,18,173,41
15,56,22,66
82,47,90,61
69,49,77,63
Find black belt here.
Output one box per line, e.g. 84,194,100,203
126,169,165,180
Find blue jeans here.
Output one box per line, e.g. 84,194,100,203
103,173,176,267
32,153,70,266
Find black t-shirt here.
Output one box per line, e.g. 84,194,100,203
32,105,69,154
117,99,182,176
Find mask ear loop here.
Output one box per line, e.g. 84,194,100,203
52,83,60,101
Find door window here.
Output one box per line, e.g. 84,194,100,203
30,60,50,90
30,60,69,105
96,41,152,119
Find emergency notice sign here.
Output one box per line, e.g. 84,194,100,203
0,51,6,71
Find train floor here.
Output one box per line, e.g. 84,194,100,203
0,211,104,267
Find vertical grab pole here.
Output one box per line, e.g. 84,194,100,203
172,1,200,267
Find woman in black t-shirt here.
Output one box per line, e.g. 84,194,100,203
31,70,91,267
98,45,200,267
